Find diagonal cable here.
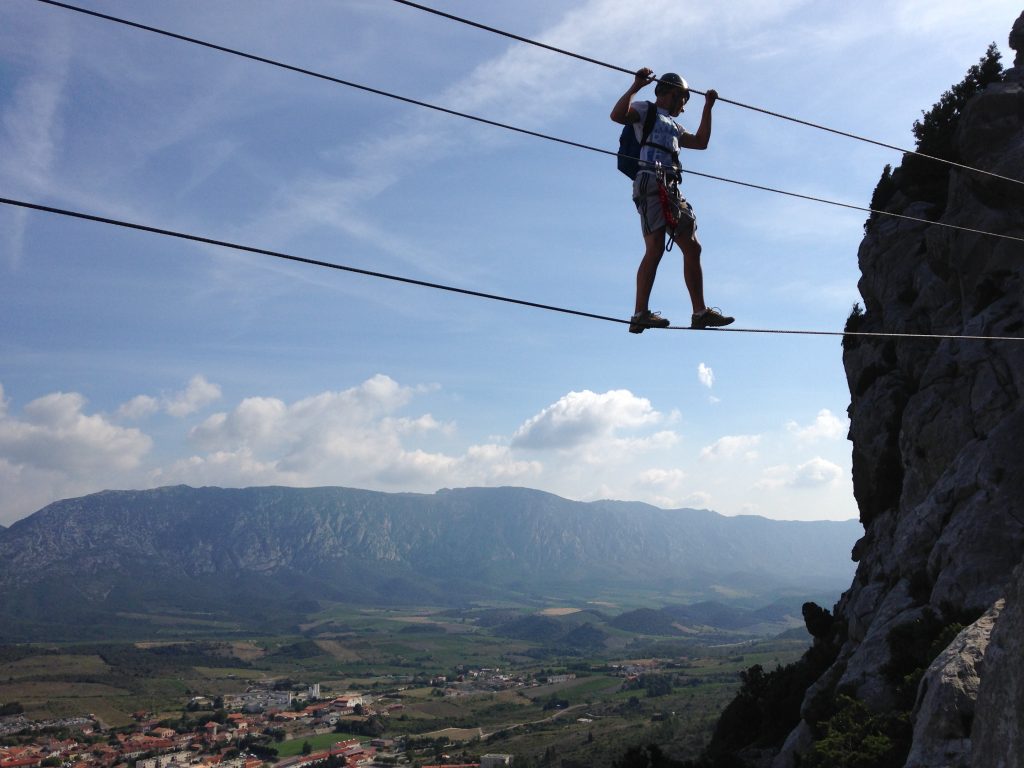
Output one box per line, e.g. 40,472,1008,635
0,196,625,326
390,0,1024,188
24,0,1024,244
2,195,1022,343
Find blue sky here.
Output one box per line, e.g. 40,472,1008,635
0,0,1017,526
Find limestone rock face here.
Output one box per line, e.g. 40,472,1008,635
971,564,1024,768
905,602,1002,768
774,15,1024,768
1010,10,1024,69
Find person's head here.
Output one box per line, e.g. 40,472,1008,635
654,72,690,115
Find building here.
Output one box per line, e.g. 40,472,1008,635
135,751,193,768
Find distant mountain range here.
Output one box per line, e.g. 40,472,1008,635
0,485,861,641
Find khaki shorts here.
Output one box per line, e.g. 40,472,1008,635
632,171,696,240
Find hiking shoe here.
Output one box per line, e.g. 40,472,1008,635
691,307,734,329
629,310,671,334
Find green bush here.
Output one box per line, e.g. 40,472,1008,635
864,165,896,232
707,652,837,757
869,43,1003,224
802,696,911,768
842,303,864,351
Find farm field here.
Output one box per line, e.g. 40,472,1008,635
275,732,362,758
0,601,814,767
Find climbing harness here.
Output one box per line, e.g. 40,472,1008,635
655,163,680,252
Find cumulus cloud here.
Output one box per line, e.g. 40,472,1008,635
188,375,415,452
118,375,222,420
0,391,151,474
0,385,154,522
185,375,419,469
792,457,844,487
0,374,547,525
638,467,687,487
786,408,848,442
700,434,761,461
684,491,713,508
158,374,545,494
755,458,844,490
117,395,160,420
383,414,453,436
511,389,664,450
165,375,222,417
755,465,792,490
698,363,714,389
0,370,859,526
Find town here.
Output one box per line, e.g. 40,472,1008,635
0,672,542,768
0,632,801,768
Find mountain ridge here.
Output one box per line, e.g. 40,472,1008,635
0,484,859,641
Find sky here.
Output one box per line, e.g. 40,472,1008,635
0,0,1018,527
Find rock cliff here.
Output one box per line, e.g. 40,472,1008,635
773,13,1024,768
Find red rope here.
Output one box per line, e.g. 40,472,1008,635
657,178,679,250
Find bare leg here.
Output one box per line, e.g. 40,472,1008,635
635,227,666,315
675,228,705,315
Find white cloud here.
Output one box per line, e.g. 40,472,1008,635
0,24,68,194
628,467,704,509
698,363,714,389
700,434,761,461
118,375,222,420
462,443,542,482
0,386,154,523
0,391,151,474
188,375,414,453
786,408,848,442
755,464,793,490
684,491,713,508
638,467,687,487
0,375,543,524
165,375,222,418
0,20,70,267
158,375,541,494
755,458,843,490
0,372,859,526
511,389,664,450
117,395,160,420
792,457,844,487
383,414,454,436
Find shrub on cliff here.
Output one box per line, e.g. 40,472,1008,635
801,696,911,768
866,43,1003,229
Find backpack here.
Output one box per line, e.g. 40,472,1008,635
616,101,659,180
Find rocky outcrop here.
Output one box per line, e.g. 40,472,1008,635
905,601,1002,768
774,12,1024,768
970,562,1024,768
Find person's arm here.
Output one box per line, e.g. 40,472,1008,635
611,67,655,124
679,89,718,149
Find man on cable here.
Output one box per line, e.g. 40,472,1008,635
611,68,734,333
